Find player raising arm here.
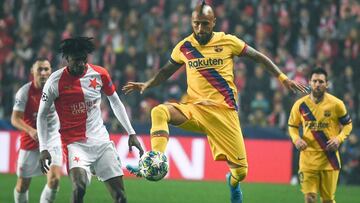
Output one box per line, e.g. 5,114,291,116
37,37,144,203
123,1,308,203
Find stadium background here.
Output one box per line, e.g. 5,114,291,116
0,0,359,202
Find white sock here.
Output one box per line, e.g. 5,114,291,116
40,184,59,203
14,188,28,203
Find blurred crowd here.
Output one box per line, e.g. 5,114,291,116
1,0,359,128
0,0,359,184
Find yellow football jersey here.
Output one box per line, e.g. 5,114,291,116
288,93,352,170
170,32,246,110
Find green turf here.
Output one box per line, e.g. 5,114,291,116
1,174,359,203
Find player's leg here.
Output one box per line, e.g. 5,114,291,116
319,170,339,203
40,145,62,203
69,167,89,203
14,177,31,203
150,104,189,152
14,149,43,203
299,170,319,203
104,176,127,203
126,103,203,176
193,106,247,203
94,142,126,202
40,165,61,203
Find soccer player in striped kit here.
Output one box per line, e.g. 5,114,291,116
12,58,62,203
37,37,144,203
123,1,308,203
288,68,352,203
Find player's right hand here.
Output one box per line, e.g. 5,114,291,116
39,150,52,174
122,82,148,94
295,138,308,151
29,129,38,142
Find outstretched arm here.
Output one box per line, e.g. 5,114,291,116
107,92,144,157
242,46,309,94
123,61,182,94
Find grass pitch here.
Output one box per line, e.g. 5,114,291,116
1,174,359,203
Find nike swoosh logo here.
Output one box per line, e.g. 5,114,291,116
303,112,310,116
186,50,194,55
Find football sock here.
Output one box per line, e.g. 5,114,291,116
230,167,248,187
150,105,170,153
40,184,58,203
14,188,28,203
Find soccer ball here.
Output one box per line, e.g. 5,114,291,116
139,150,168,181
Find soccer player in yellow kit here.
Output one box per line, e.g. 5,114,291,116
288,68,352,203
124,1,307,203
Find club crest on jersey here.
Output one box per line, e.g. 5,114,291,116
41,92,48,102
89,78,100,90
214,46,223,52
324,110,331,117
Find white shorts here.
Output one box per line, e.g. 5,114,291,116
66,141,123,183
16,146,62,178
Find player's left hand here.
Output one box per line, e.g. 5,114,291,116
282,79,309,94
326,137,340,151
39,150,52,174
128,134,144,157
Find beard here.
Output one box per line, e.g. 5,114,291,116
312,89,325,99
68,65,85,76
194,32,213,45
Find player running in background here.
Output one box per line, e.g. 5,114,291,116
123,1,308,203
288,68,352,203
37,37,144,203
12,58,62,203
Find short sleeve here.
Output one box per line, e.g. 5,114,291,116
170,41,185,65
13,84,30,112
337,101,351,125
101,69,116,96
288,101,301,127
227,35,247,56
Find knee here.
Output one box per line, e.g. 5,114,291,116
151,105,170,120
48,174,60,189
16,178,31,193
231,167,248,182
305,193,317,203
72,181,86,197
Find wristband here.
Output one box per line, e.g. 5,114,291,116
278,73,288,83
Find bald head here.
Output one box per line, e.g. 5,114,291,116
191,3,216,45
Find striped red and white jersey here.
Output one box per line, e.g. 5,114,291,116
13,81,60,150
40,64,116,147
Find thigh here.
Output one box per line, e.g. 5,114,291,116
319,170,339,201
67,143,93,184
17,149,42,178
93,142,123,181
198,106,247,166
299,169,320,195
168,103,205,133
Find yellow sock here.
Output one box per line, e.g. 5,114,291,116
230,167,248,187
151,136,168,153
150,105,170,153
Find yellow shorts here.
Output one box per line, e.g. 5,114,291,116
169,103,247,167
298,169,339,201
